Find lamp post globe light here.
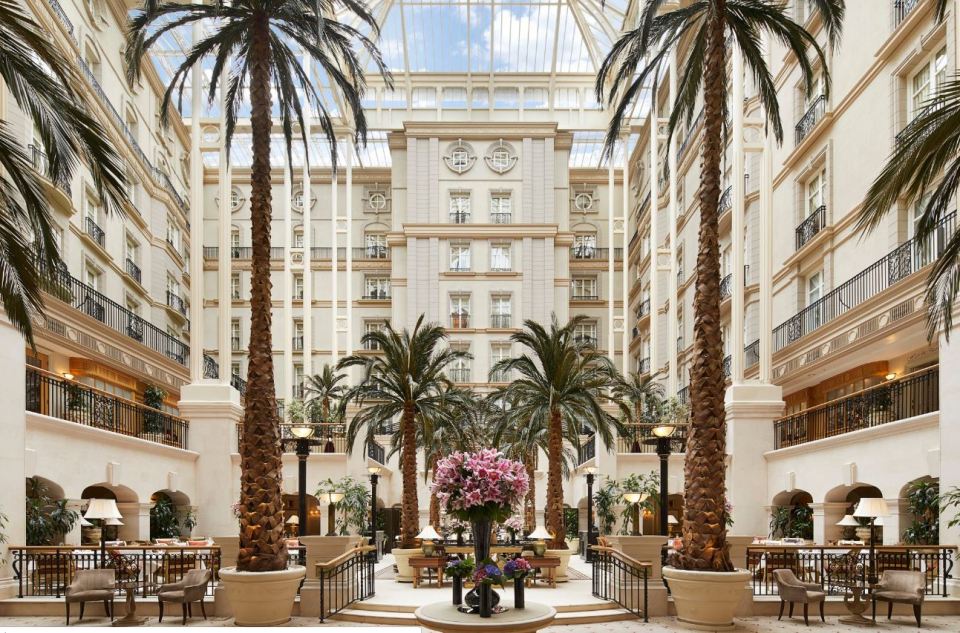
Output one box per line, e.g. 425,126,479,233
584,466,597,561
323,491,345,536
621,491,647,536
281,419,324,540
644,422,677,537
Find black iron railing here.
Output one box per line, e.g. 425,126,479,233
591,547,648,621
84,217,105,248
719,185,732,214
796,205,827,250
677,386,689,404
26,367,189,449
450,212,471,224
309,247,391,260
41,264,188,365
28,143,71,191
637,299,651,318
124,259,141,284
166,291,187,317
795,95,827,144
745,339,760,367
746,545,955,597
367,440,386,464
677,109,705,161
774,212,957,350
11,545,220,598
723,355,732,378
571,246,624,260
720,274,733,299
774,366,938,449
202,355,247,395
617,424,687,454
894,0,921,26
237,423,347,453
578,434,596,465
318,547,376,622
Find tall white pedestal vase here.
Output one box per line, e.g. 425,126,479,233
219,565,306,626
662,567,751,630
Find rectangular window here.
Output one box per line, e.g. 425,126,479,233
293,319,304,350
231,227,241,249
364,321,387,350
450,192,471,223
806,270,824,331
364,276,390,299
490,243,511,271
572,234,597,258
167,216,181,252
490,193,512,223
573,321,598,347
293,228,304,249
490,343,511,382
365,233,387,258
411,87,437,109
293,273,304,300
450,243,471,272
806,168,827,216
471,88,489,109
231,319,241,351
231,361,241,379
491,295,512,328
493,87,519,109
293,363,304,398
125,236,140,263
231,272,242,300
448,346,471,382
442,87,468,109
911,48,948,120
571,277,597,300
450,294,471,328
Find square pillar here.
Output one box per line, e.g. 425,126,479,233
178,383,243,542
939,324,960,549
64,500,86,545
812,502,848,545
117,502,152,542
725,383,784,537
0,320,25,598
881,498,907,546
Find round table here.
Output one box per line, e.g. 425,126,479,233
415,601,556,633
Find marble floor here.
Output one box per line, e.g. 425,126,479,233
0,615,957,630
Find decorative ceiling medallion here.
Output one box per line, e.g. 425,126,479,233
443,140,476,174
484,140,517,174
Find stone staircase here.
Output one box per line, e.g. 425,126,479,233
330,600,639,626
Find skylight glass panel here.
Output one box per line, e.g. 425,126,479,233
371,7,406,73
555,87,580,109
494,87,519,109
554,6,593,72
442,87,468,109
491,5,557,73
404,5,470,72
356,132,392,168
411,87,438,109
468,5,493,73
524,87,549,110
472,88,490,109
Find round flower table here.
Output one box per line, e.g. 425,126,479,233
415,601,556,633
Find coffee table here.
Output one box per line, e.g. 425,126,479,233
112,582,147,627
415,601,556,633
410,556,446,588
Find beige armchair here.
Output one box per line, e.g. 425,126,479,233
872,570,925,627
157,568,212,624
64,569,115,625
773,568,825,626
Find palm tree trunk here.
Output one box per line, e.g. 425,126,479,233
673,2,733,572
429,456,440,528
546,408,565,549
524,455,536,533
237,15,286,573
400,403,419,548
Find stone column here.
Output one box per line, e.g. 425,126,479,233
939,323,960,553
725,383,784,537
117,502,152,542
881,497,907,546
178,383,243,541
0,319,26,598
731,45,746,381
64,500,86,545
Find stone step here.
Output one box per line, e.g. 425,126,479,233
331,605,637,626
357,600,618,614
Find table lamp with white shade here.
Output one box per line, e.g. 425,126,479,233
667,514,679,536
416,525,442,556
321,491,345,536
83,498,122,567
836,513,861,541
854,498,889,589
286,514,299,536
527,525,552,556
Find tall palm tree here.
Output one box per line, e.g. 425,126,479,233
491,315,618,549
860,1,960,340
304,363,347,423
127,0,389,572
339,316,470,548
598,0,844,571
0,0,128,341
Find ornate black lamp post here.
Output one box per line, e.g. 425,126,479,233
368,466,381,553
584,466,597,561
281,421,323,538
643,422,679,536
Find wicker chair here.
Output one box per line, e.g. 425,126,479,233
157,568,212,624
64,569,115,625
773,568,825,626
872,570,925,627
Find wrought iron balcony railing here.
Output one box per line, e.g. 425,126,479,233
795,95,827,145
570,246,624,260
637,299,651,318
617,424,687,454
577,434,596,465
638,357,651,375
774,212,957,350
450,212,471,224
676,108,704,161
124,258,141,284
368,440,386,464
795,205,827,250
28,144,71,192
774,366,938,449
166,291,187,316
84,217,105,248
894,0,921,26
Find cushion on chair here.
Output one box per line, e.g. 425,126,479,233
875,590,923,604
158,590,186,602
65,589,114,602
806,591,827,602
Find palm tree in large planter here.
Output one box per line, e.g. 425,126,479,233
127,0,389,624
492,315,619,580
339,316,470,580
598,0,843,627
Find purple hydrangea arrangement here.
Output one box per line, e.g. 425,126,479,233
503,557,532,580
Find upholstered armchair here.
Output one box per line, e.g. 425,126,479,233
773,568,826,626
64,569,115,625
157,568,212,624
872,570,925,627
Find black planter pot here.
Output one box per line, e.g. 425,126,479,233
452,576,463,606
479,584,492,618
464,585,500,613
513,577,525,609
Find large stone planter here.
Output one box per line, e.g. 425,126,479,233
393,547,421,583
662,566,751,630
219,565,306,626
544,549,572,583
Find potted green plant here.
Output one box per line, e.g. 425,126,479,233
594,477,620,535
902,480,939,545
142,384,167,438
25,478,79,545
66,382,86,422
444,557,475,606
150,495,180,540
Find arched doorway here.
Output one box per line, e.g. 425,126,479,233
25,476,74,546
149,490,192,541
281,493,321,536
899,477,939,545
769,490,814,540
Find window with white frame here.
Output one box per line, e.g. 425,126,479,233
450,242,471,271
677,247,684,284
231,318,241,350
449,192,471,223
448,345,471,382
293,273,304,300
450,294,471,328
293,319,304,350
293,227,304,249
806,270,824,331
490,343,511,382
677,307,685,352
231,272,242,300
572,233,597,258
491,193,512,223
231,226,241,249
83,262,101,290
166,275,180,297
910,47,947,120
573,321,598,347
806,167,827,216
490,243,511,271
293,363,304,398
571,277,597,300
125,235,140,264
365,233,387,258
490,294,512,328
166,215,181,252
364,276,390,299
364,320,387,350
